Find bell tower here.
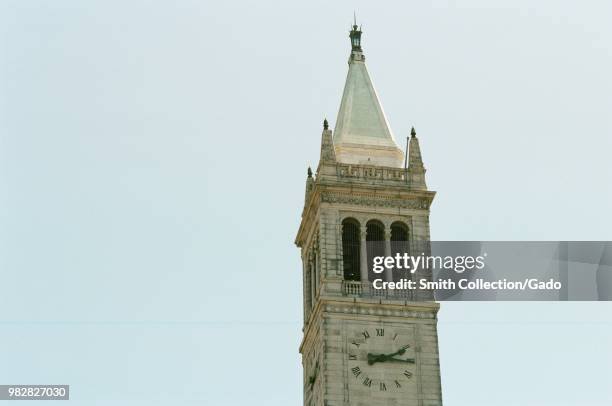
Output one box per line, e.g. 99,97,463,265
295,23,443,406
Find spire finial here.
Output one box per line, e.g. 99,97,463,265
323,118,329,130
411,127,416,137
307,167,313,177
349,14,362,52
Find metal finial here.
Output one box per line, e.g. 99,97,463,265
323,118,329,130
307,167,313,177
349,14,363,51
411,127,416,137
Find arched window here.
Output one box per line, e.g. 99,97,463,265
391,222,410,282
341,218,360,281
366,220,385,281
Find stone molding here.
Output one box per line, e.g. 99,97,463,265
321,191,430,210
322,303,438,320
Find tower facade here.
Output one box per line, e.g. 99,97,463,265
295,24,443,406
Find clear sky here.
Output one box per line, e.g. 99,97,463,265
1,1,611,405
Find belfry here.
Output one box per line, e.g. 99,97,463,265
295,21,443,406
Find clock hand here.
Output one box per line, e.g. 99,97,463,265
383,344,410,359
386,356,416,364
394,344,410,356
367,353,387,365
367,345,411,365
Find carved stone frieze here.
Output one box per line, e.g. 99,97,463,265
320,191,430,210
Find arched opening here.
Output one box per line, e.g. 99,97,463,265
391,221,409,243
391,222,410,282
341,218,361,281
366,220,385,281
304,260,312,319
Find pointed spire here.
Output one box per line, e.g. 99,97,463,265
409,128,423,166
319,118,336,163
408,127,427,190
304,166,315,206
333,23,404,168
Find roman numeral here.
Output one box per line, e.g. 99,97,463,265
379,382,387,391
395,380,402,388
349,354,357,360
376,328,384,336
351,341,360,347
362,377,372,387
362,330,370,340
393,333,398,341
351,366,361,377
403,370,413,379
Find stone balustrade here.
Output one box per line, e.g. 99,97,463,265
341,280,414,301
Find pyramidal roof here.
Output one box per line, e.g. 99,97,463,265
333,25,404,168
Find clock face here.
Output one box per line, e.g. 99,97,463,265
347,325,416,394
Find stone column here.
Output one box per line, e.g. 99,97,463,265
359,231,369,283
384,229,393,283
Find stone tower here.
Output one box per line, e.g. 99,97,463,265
295,23,443,406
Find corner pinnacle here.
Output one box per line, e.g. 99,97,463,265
323,118,329,130
411,127,416,137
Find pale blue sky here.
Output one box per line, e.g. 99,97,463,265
1,1,611,405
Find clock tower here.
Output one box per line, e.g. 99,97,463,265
295,23,443,406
